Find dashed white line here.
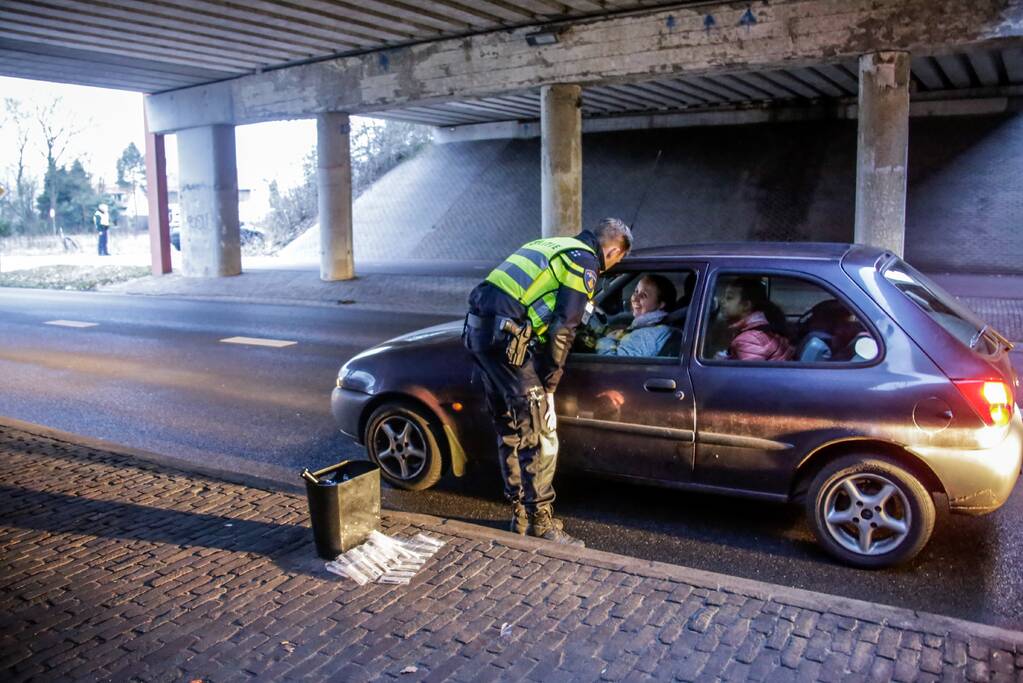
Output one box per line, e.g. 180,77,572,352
44,320,98,328
219,336,297,348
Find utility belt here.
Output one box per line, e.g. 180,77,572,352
465,312,533,367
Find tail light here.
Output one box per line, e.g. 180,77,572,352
953,380,1014,427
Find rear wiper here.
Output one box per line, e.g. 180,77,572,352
969,324,989,350
971,324,1015,352
989,326,1014,352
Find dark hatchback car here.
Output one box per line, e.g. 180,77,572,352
332,243,1022,567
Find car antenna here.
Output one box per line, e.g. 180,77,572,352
628,148,663,232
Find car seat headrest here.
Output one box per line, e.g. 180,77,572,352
664,305,688,327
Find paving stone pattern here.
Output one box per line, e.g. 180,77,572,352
1,427,1021,682
957,297,1023,344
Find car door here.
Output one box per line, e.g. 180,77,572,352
554,263,703,483
686,265,898,497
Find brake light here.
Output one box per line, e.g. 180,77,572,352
953,380,1014,427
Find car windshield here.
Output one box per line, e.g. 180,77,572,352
881,258,1000,355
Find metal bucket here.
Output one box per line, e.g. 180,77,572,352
302,460,381,560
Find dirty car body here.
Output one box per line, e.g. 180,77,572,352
332,243,1022,567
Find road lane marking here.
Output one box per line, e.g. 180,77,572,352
44,320,98,328
219,336,297,348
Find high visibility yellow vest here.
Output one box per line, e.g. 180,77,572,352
485,236,597,340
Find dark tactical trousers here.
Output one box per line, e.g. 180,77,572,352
466,340,559,512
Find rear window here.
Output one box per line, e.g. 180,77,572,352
881,258,999,355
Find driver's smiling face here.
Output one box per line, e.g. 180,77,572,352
630,277,663,317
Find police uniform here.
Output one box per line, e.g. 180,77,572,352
463,230,603,545
93,206,110,256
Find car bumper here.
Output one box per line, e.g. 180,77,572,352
331,386,374,442
912,409,1023,515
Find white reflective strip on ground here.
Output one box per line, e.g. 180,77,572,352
219,336,297,348
44,320,98,328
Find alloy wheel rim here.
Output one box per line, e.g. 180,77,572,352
822,473,912,556
373,416,428,481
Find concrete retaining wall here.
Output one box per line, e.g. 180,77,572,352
350,113,1023,274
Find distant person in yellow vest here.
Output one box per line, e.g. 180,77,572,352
463,218,632,545
93,203,111,256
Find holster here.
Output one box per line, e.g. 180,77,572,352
501,318,532,367
464,313,532,367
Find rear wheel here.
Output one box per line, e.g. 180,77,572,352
807,454,935,568
364,402,444,490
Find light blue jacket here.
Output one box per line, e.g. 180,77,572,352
596,310,673,357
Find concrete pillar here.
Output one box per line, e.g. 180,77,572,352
318,112,354,281
540,84,582,238
177,124,240,276
855,51,910,256
144,99,171,275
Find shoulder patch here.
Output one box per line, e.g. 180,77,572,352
584,269,598,294
566,249,597,265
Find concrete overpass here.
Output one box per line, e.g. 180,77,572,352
2,0,1022,278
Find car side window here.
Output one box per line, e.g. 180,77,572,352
573,269,696,360
699,273,879,364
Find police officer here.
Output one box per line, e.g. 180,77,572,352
93,203,111,256
463,218,633,546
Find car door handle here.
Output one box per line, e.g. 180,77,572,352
643,378,677,392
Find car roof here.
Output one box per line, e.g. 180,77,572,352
626,242,870,261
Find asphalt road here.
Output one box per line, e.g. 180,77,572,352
1,288,1021,630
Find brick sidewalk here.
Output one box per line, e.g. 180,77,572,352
1,426,1021,682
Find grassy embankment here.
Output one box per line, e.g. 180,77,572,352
0,265,151,291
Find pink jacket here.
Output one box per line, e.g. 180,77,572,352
729,311,794,362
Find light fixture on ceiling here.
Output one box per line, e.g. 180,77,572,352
525,30,560,47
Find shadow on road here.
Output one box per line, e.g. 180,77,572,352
0,483,326,576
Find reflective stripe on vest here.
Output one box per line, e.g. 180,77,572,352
484,236,596,340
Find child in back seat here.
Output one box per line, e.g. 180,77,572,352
718,277,794,362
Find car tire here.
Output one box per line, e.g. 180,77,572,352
364,402,445,491
806,454,935,569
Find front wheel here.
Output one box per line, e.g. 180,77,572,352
807,455,935,568
364,402,444,490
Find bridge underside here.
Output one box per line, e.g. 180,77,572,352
375,50,1023,128
2,0,1021,278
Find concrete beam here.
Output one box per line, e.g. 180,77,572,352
145,0,1023,133
177,124,241,277
855,51,910,257
317,112,355,281
541,84,582,238
432,90,1023,143
147,81,235,132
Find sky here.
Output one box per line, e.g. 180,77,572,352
0,76,317,194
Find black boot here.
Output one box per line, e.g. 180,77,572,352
511,504,562,535
509,502,528,535
529,508,584,547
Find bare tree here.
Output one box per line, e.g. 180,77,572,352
116,142,146,227
350,119,432,197
36,97,85,234
1,98,40,234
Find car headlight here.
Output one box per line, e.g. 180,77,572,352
336,363,375,393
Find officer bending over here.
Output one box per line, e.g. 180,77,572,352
463,218,633,545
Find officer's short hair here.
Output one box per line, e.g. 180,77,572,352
593,217,633,253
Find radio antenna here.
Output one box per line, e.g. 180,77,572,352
628,148,663,231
